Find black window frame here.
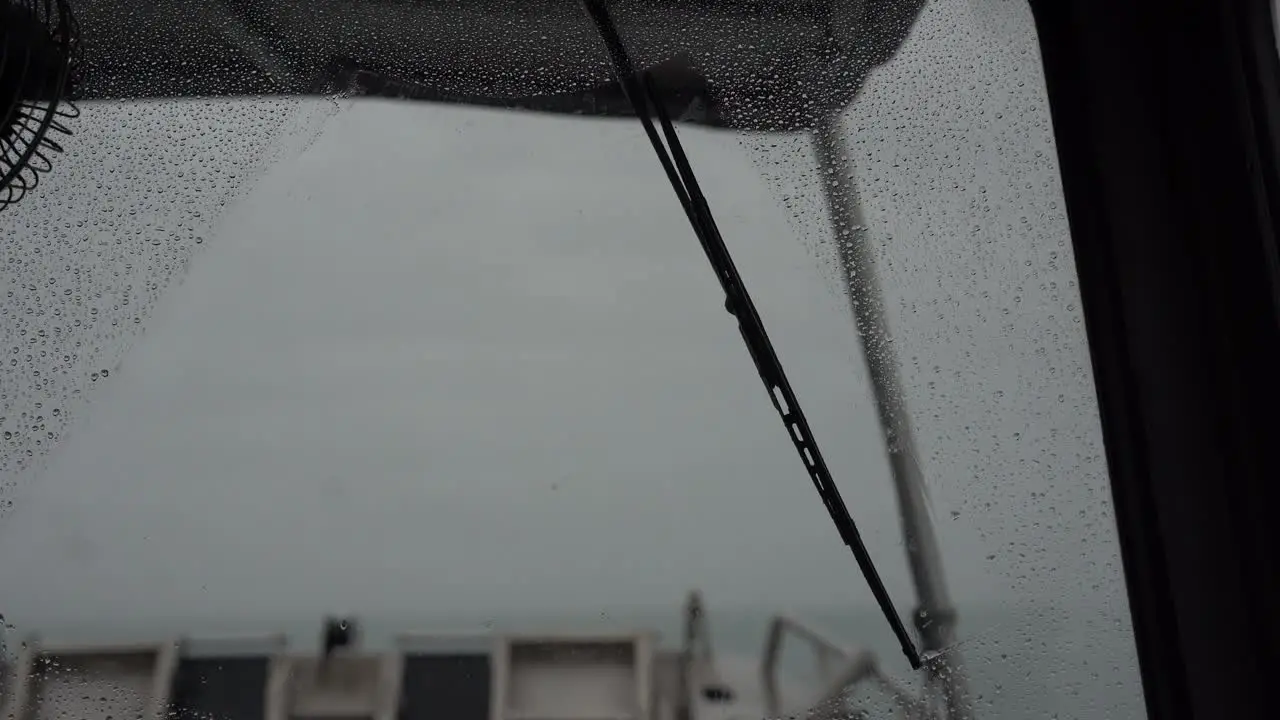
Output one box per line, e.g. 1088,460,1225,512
1028,0,1280,717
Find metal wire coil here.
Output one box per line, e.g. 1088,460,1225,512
1,0,81,211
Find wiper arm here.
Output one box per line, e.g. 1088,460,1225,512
581,0,922,670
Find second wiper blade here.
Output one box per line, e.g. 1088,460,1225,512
581,0,922,670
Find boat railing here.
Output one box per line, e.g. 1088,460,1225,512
761,613,936,720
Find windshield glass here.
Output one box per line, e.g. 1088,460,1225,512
1,1,1144,718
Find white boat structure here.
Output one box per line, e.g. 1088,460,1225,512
1,593,929,720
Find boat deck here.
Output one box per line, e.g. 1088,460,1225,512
0,605,929,720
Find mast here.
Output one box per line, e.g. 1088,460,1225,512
812,113,974,720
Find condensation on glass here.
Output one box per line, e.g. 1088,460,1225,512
1,2,1144,720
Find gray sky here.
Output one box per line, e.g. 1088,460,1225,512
0,98,942,622
0,0,1131,664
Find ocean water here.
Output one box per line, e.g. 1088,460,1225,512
3,603,1144,719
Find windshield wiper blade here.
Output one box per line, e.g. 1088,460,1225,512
580,0,922,670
